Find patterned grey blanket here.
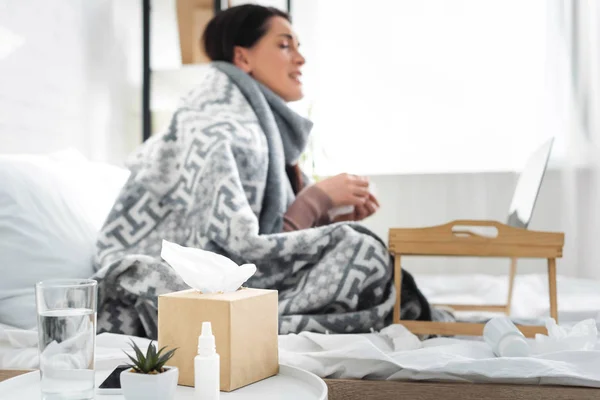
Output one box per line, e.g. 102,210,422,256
93,63,438,339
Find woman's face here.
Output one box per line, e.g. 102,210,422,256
233,16,305,102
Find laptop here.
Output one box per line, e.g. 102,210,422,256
505,138,554,229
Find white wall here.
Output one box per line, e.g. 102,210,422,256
0,1,88,155
82,0,143,165
0,0,141,165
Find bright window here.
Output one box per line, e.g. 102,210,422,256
293,0,562,175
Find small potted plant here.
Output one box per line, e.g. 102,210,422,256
120,340,179,400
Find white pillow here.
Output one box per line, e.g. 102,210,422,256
0,149,129,329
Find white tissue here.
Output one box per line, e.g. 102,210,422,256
161,240,257,293
327,182,378,220
328,205,354,219
533,318,598,354
40,327,94,370
379,324,422,352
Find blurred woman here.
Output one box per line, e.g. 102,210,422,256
93,4,445,339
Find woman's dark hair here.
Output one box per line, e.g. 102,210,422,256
202,4,290,62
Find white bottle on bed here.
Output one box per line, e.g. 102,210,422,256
195,321,220,399
483,316,531,357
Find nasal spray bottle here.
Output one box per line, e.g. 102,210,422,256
195,321,220,400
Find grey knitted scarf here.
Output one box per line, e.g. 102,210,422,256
213,62,313,234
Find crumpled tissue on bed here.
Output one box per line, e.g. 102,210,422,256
379,324,422,351
533,318,598,354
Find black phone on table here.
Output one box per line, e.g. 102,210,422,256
97,364,130,395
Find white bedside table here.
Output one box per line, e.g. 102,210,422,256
0,364,327,400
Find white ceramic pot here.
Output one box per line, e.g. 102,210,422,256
120,366,179,400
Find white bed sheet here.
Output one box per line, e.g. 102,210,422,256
279,328,600,388
2,274,599,388
278,273,600,387
0,323,151,371
415,273,600,322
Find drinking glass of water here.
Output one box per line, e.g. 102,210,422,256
35,279,97,400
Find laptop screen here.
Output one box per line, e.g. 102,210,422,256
506,138,554,229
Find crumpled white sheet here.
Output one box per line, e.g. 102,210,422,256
279,326,600,387
0,323,150,370
0,323,38,369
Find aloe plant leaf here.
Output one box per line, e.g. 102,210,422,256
156,345,168,359
129,340,146,367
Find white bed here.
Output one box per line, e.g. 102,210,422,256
416,272,600,323
279,273,600,387
1,151,599,389
2,273,599,389
0,326,150,372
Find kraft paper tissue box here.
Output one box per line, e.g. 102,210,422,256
158,287,279,391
